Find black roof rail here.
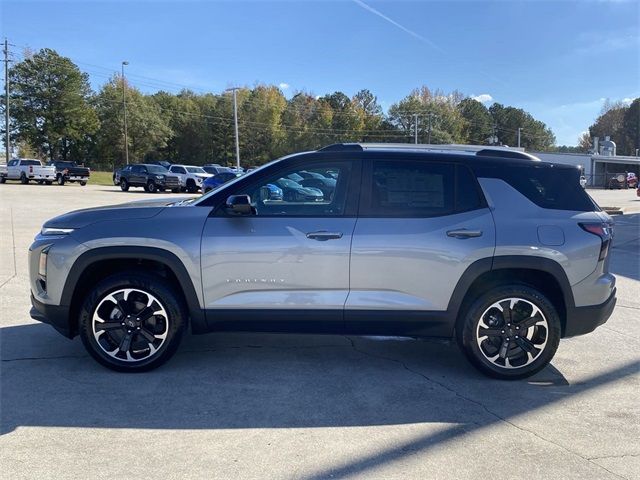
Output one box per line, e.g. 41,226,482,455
475,149,540,161
318,143,364,152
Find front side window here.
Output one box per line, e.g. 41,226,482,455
369,161,454,217
230,162,352,216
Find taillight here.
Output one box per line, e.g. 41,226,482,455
579,222,614,261
29,165,33,173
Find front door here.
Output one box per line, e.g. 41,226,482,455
201,157,360,332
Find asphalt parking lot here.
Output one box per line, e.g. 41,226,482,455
1,182,639,480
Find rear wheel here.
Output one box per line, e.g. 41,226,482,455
78,272,187,372
120,179,129,191
57,174,65,186
457,285,561,380
80,181,87,186
20,173,29,184
0,176,5,184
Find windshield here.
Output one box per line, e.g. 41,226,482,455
147,165,168,174
186,167,206,174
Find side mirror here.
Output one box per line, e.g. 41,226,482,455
225,194,254,215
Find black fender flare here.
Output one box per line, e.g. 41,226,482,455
62,246,206,334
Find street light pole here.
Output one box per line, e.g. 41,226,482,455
226,87,241,170
121,61,129,165
413,114,418,144
3,38,10,162
517,127,522,148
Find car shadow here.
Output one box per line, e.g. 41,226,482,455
0,322,592,436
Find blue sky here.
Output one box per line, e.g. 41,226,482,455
2,0,638,145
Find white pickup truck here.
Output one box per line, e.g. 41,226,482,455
0,159,57,184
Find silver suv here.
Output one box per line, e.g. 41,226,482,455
29,144,616,379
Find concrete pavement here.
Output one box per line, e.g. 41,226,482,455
1,182,638,480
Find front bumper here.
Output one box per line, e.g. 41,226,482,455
30,294,74,338
564,288,617,338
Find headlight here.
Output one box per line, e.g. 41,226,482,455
41,227,74,236
196,177,203,183
156,175,164,180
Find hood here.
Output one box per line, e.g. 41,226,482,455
43,197,191,229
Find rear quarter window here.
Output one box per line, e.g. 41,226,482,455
474,164,596,212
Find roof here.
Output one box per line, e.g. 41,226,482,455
318,143,542,162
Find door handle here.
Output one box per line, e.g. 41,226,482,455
306,231,343,241
446,229,483,239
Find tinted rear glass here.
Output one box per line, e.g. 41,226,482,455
22,160,41,166
474,164,596,212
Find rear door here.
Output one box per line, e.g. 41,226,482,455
200,155,361,332
346,156,496,336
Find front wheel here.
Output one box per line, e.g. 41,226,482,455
145,181,157,193
120,179,129,191
186,180,197,193
457,285,561,380
0,176,5,184
78,272,187,372
79,181,87,186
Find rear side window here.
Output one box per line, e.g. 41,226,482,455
475,164,596,212
369,161,454,217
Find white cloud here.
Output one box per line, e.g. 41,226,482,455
472,94,493,104
279,83,290,90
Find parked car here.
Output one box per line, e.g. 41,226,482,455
29,143,616,379
118,163,181,193
0,158,56,184
148,160,172,170
626,172,638,189
274,177,324,202
202,164,232,175
167,165,212,193
202,171,243,192
47,161,90,186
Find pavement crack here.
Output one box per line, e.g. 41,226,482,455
588,453,640,461
344,336,630,480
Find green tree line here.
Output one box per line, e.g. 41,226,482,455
2,48,564,169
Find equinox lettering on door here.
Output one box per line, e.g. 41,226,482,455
226,278,286,284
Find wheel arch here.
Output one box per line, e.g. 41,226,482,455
63,246,206,337
449,256,575,337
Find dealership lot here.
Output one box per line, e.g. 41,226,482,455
1,183,638,479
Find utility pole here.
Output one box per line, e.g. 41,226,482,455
517,127,522,148
226,87,241,170
121,61,129,165
413,114,418,144
3,39,10,162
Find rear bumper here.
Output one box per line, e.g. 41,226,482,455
30,294,74,339
564,288,616,338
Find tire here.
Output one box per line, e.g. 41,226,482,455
457,285,561,380
0,176,5,184
186,179,197,193
120,179,129,191
57,174,65,186
78,271,187,372
20,173,29,184
80,181,87,186
145,181,158,193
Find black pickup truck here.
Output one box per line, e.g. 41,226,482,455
117,163,181,193
47,161,91,186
